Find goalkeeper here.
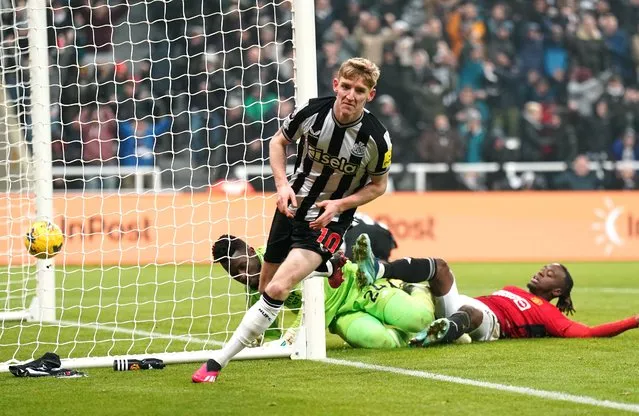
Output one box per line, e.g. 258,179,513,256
212,234,435,349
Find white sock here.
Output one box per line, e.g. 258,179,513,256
376,262,385,279
435,273,462,318
213,295,282,368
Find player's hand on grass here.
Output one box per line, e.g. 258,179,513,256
310,200,342,230
276,184,297,218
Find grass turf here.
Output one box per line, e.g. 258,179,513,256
1,261,638,415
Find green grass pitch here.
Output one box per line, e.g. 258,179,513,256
1,261,638,415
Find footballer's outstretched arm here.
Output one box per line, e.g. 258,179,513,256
558,315,639,338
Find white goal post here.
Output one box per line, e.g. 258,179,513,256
0,0,325,371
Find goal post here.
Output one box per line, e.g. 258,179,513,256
0,0,324,371
28,0,56,324
293,0,326,361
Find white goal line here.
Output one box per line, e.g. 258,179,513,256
321,358,639,414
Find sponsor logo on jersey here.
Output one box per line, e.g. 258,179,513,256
350,142,367,157
307,145,358,175
382,147,392,169
492,289,531,311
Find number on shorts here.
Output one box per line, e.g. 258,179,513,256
316,228,341,254
363,289,379,303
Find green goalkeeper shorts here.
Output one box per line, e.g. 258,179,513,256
353,279,435,334
330,311,406,349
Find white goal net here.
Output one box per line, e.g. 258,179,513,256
0,0,323,370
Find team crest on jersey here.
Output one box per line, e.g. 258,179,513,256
530,296,544,306
350,142,367,157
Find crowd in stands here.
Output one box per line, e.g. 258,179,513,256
1,0,639,190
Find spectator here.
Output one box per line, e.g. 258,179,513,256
520,102,546,161
486,3,509,41
611,128,639,161
632,23,639,79
76,0,129,64
317,42,342,96
415,114,466,190
416,114,464,164
571,13,609,75
414,17,443,59
321,20,358,64
352,12,397,66
551,112,579,163
544,24,569,89
118,115,171,168
518,22,545,77
18,0,639,192
601,75,629,139
600,14,632,83
483,127,521,162
553,154,602,190
487,20,515,63
446,2,485,58
486,48,520,137
460,109,486,163
315,0,334,49
402,49,439,127
458,45,487,91
566,67,605,117
607,164,639,190
214,98,262,181
375,95,415,163
449,87,485,128
376,48,406,101
581,99,613,160
80,105,118,189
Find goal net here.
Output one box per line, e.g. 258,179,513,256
0,0,324,370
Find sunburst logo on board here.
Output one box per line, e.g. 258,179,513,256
591,198,638,255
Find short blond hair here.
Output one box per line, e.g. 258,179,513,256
337,57,380,89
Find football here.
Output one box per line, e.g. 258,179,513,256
24,220,65,259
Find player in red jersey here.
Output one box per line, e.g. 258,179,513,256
351,234,639,345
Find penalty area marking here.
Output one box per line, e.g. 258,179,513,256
56,320,224,347
321,358,639,414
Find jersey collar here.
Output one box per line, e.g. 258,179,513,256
331,108,365,129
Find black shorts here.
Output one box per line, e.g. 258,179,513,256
263,210,351,263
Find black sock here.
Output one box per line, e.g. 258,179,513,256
263,292,284,308
441,311,471,343
382,258,437,283
206,359,222,372
315,262,328,273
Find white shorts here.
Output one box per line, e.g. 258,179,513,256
458,295,500,342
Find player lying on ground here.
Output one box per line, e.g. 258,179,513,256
343,212,397,262
211,234,434,349
352,234,639,345
193,57,393,383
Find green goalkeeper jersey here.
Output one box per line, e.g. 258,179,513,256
247,247,360,327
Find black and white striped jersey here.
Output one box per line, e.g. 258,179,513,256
281,96,392,223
